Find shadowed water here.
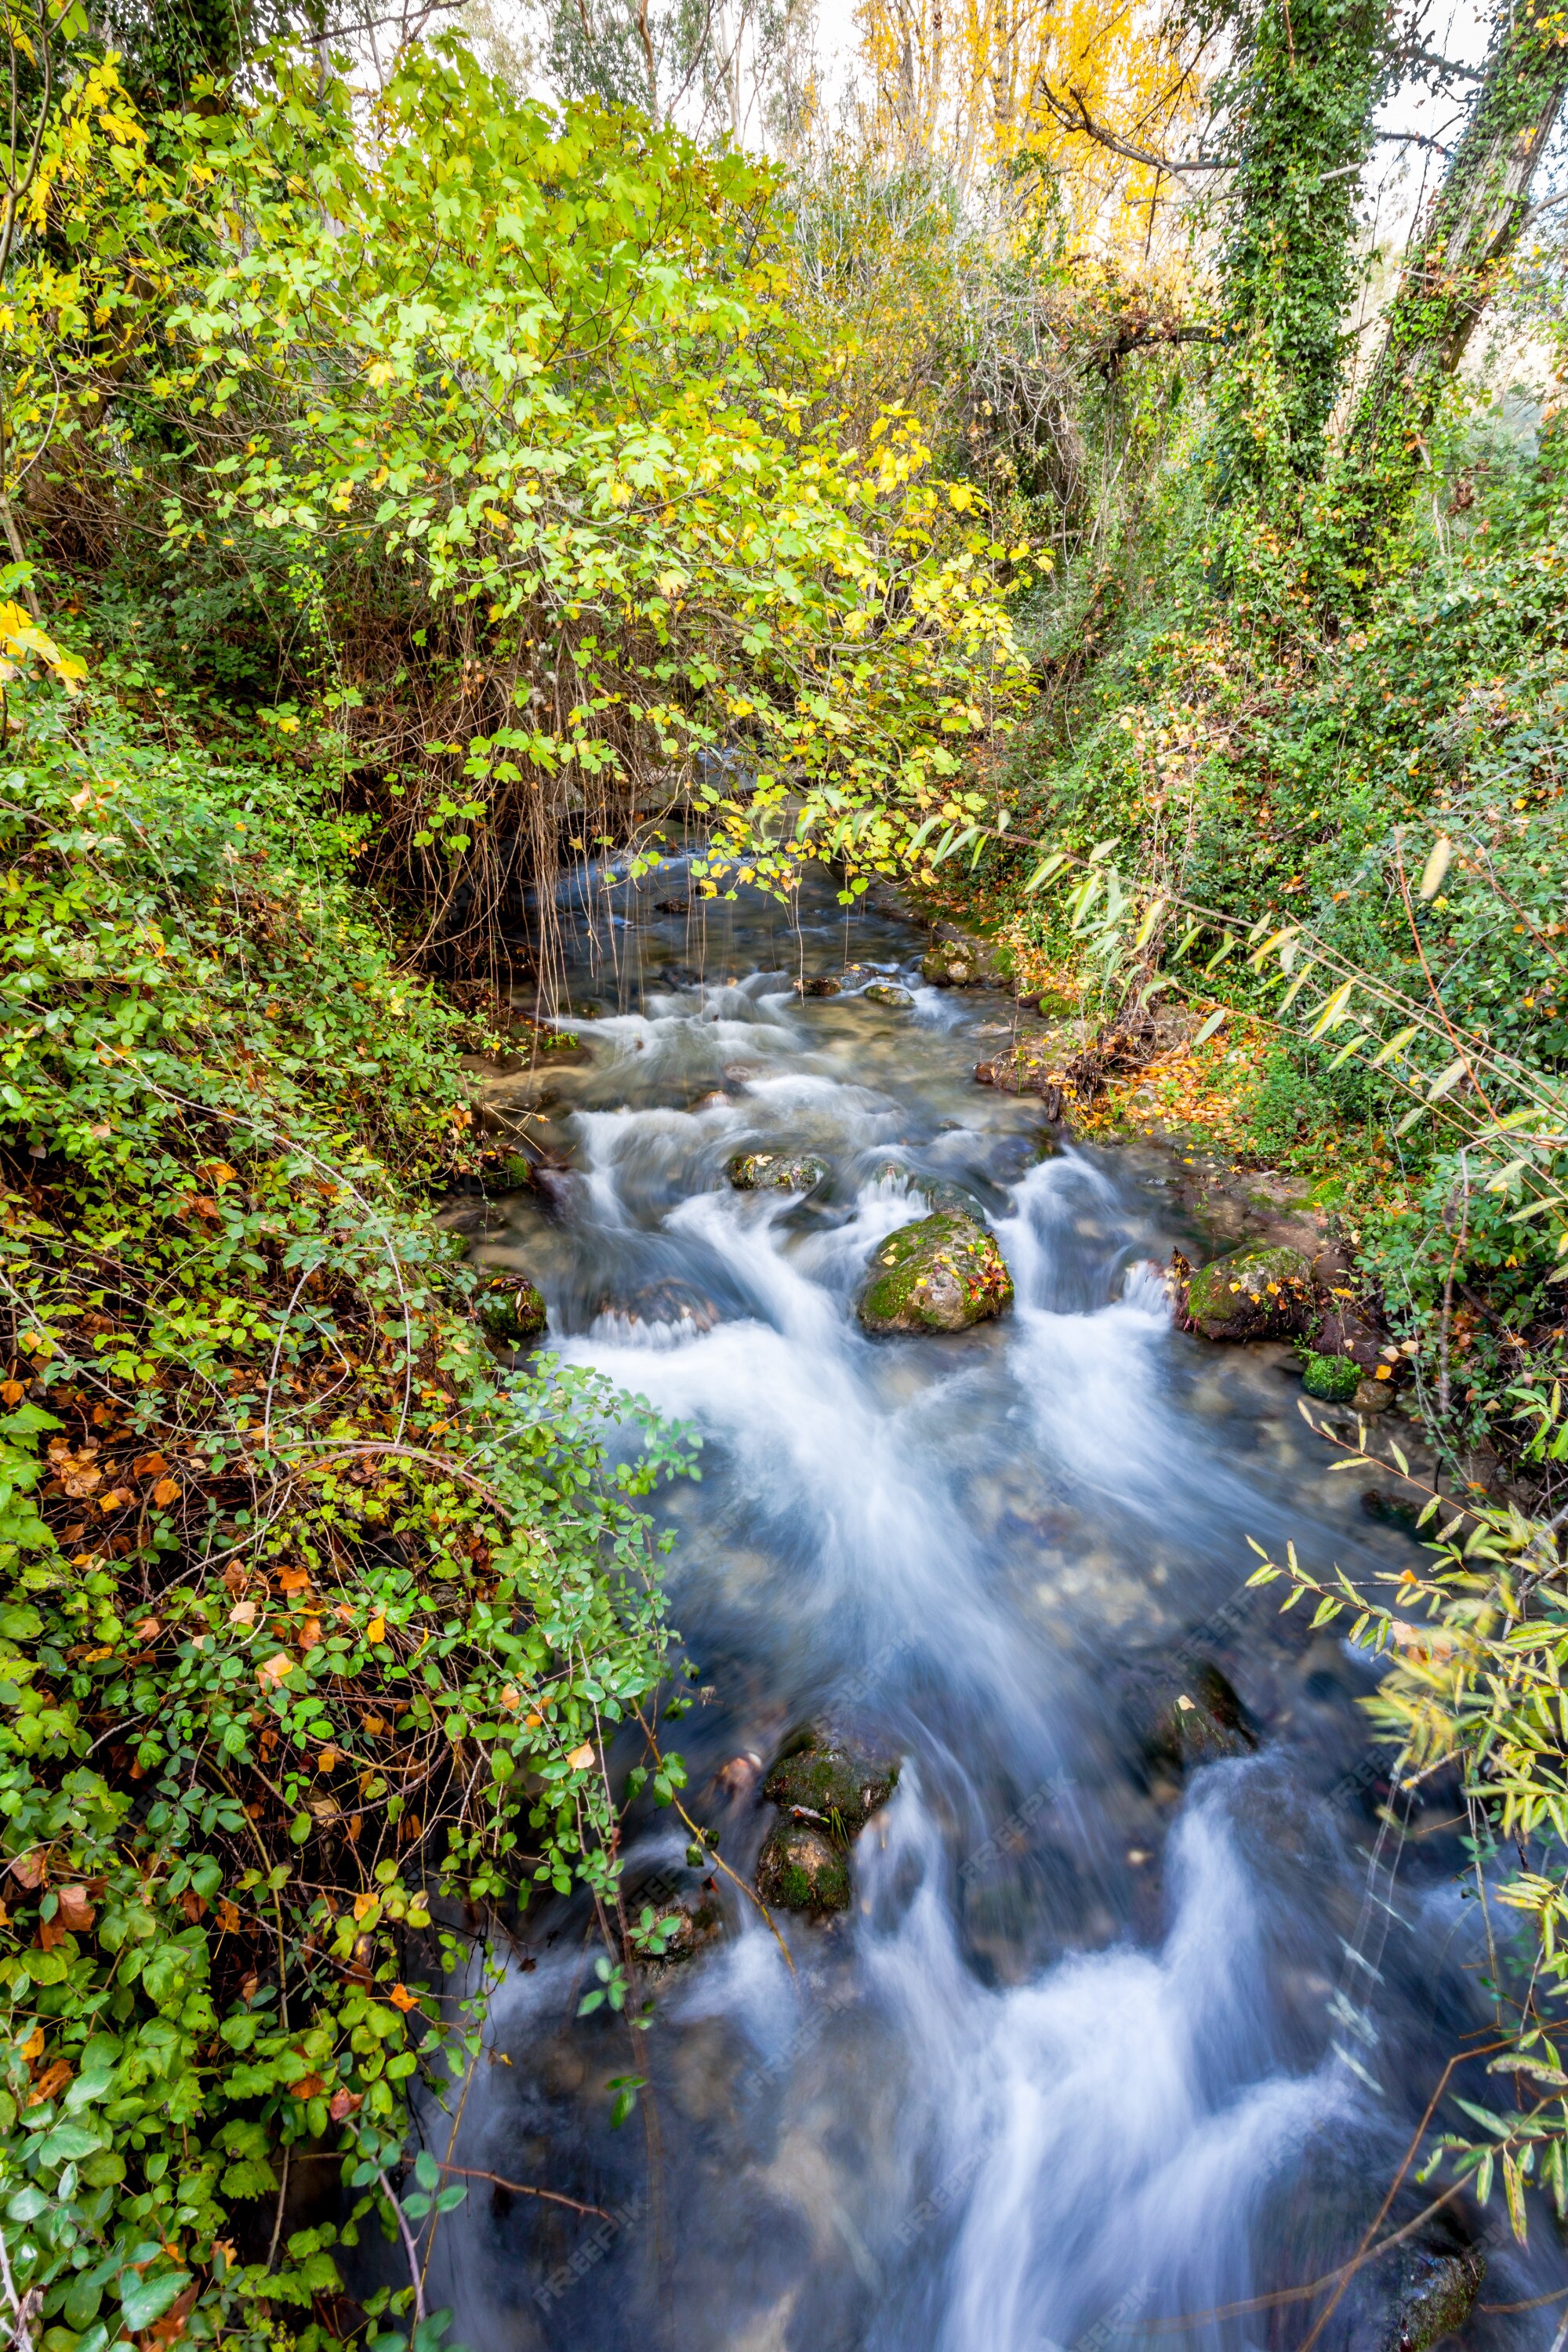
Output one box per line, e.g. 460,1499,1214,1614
417,863,1562,2352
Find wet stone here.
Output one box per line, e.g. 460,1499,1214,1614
639,1895,724,1982
474,1274,548,1348
1178,1244,1315,1341
1124,1660,1258,1780
798,975,841,997
763,1730,899,1839
727,1151,829,1194
1377,2245,1484,2352
858,1212,1014,1334
920,938,987,987
863,982,915,1007
755,1820,851,1915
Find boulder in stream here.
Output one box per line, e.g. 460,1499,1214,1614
1178,1243,1315,1341
863,982,915,1007
764,1729,899,1838
727,1150,829,1194
1376,2245,1484,2352
1124,1660,1258,1780
475,1274,548,1348
858,1212,1014,1334
756,1821,851,1915
798,975,841,997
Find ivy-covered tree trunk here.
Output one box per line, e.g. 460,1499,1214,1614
1212,0,1392,499
1335,0,1568,579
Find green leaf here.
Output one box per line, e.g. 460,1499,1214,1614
118,2271,193,2332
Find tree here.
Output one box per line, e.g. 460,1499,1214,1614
1333,0,1568,584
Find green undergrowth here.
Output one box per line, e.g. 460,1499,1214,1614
993,398,1568,1480
0,661,694,2351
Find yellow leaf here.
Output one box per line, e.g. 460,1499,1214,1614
565,1742,595,1769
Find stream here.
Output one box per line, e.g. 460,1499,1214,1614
425,862,1565,2352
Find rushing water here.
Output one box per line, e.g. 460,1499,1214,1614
422,864,1563,2352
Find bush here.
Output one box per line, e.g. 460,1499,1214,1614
0,656,692,2350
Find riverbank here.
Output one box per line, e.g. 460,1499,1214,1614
0,684,687,2350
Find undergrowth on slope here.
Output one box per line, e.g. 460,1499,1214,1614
0,649,693,2352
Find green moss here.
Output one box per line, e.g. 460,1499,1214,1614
476,1275,549,1346
1301,1348,1361,1401
755,1822,851,1914
858,1212,1014,1334
763,1735,898,1838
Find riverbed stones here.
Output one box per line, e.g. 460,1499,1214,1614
755,1821,850,1915
1178,1243,1315,1341
1377,2245,1484,2352
474,1274,548,1348
863,982,914,1007
763,1731,899,1838
858,1212,1014,1334
726,1150,829,1193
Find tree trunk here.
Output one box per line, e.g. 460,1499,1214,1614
1336,2,1568,572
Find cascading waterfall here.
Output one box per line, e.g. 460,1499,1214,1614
416,866,1563,2352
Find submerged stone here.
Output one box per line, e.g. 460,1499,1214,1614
727,1151,829,1194
863,982,915,1007
763,1730,899,1839
858,1212,1014,1334
755,1820,851,1915
1179,1243,1314,1340
475,1274,548,1348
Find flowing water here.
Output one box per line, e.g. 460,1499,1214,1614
423,866,1563,2352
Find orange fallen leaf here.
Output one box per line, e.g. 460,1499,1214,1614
26,2058,71,2107
366,1614,386,1644
328,2086,363,2122
291,2073,326,2100
56,1885,95,1931
151,1477,180,1507
388,1984,419,2013
257,1651,295,1690
565,1742,595,1770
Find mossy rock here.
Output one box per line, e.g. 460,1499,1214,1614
1036,985,1078,1019
1181,1244,1314,1341
726,1151,829,1194
763,1731,899,1840
798,975,841,997
1301,1348,1361,1403
858,1212,1013,1334
920,938,986,987
863,982,914,1007
1377,2247,1483,2352
755,1820,851,1915
475,1275,548,1348
1131,1661,1258,1778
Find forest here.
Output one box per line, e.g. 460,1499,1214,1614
2,0,1568,2343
